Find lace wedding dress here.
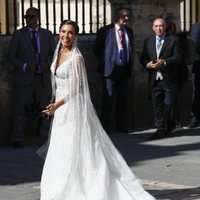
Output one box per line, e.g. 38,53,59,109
40,41,156,200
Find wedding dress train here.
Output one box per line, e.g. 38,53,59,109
40,41,156,200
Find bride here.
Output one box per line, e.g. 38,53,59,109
40,19,156,200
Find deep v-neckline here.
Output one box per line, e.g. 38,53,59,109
54,49,72,75
54,58,69,75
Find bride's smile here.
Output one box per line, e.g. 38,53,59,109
60,24,76,49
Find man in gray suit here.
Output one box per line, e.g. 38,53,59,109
7,7,56,148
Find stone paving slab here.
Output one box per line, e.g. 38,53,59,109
143,180,200,200
0,127,199,200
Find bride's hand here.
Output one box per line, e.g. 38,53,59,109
41,103,57,118
41,99,64,118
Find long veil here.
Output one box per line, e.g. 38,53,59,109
40,39,155,200
37,37,90,156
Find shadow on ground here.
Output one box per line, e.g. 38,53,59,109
0,141,43,185
110,127,200,165
0,127,199,194
150,187,200,200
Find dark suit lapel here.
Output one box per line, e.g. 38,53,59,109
151,36,157,58
159,36,170,56
39,28,44,54
124,27,132,55
125,27,132,41
105,24,116,52
103,24,117,76
24,27,34,52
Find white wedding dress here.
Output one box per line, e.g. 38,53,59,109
40,41,156,200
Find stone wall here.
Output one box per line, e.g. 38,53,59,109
0,32,193,146
0,0,194,145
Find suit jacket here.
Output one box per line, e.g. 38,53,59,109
190,21,200,58
93,23,133,77
140,33,184,90
7,26,56,86
190,21,200,73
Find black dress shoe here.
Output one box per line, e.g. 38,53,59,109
150,129,166,140
188,117,200,128
166,123,176,135
12,141,23,149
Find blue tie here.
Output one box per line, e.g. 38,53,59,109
157,38,162,50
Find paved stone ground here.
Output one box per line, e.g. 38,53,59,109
0,127,200,200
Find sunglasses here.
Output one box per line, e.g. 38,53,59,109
24,15,36,20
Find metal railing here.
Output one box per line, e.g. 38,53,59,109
0,0,111,35
0,0,199,36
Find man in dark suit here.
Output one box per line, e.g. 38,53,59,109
188,20,200,128
7,7,56,147
93,7,133,133
140,17,184,140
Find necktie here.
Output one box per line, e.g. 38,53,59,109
118,28,127,63
31,31,38,53
156,37,163,81
157,38,162,50
31,31,40,73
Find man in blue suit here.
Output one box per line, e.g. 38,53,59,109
7,7,56,147
93,7,133,133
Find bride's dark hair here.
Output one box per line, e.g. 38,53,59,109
59,20,79,35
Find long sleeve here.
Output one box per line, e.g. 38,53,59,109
190,22,200,56
7,30,28,71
